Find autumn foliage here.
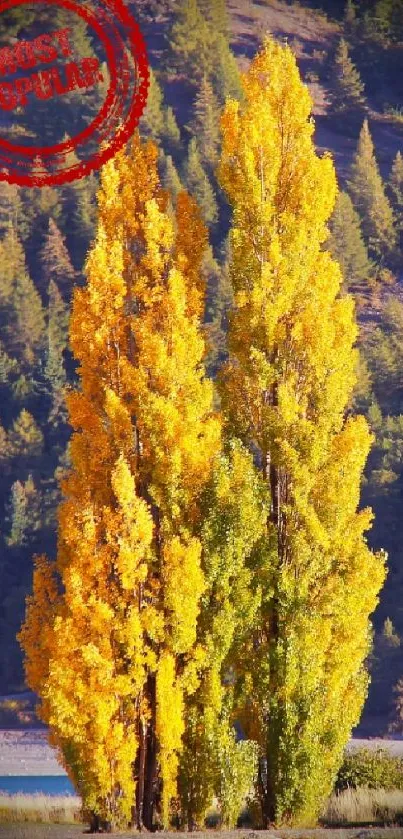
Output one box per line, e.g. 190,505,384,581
19,136,221,830
217,37,386,826
19,37,385,832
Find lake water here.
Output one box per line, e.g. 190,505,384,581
0,776,76,796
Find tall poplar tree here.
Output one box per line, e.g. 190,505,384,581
179,439,266,829
19,135,221,831
218,37,386,827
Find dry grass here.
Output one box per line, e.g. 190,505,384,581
0,794,81,825
323,787,403,826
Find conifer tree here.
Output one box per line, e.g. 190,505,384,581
9,410,44,462
6,476,41,547
332,38,366,116
159,152,183,204
164,106,182,156
169,0,241,102
198,0,229,37
20,185,62,275
141,73,181,158
183,138,218,226
39,219,76,302
203,242,233,377
19,135,221,832
1,229,46,368
0,341,18,396
344,0,358,33
0,421,9,469
169,0,212,84
140,68,165,141
218,37,386,827
0,183,27,240
327,191,373,293
59,143,97,271
189,78,221,172
212,32,242,104
348,120,397,262
389,151,403,247
45,280,69,428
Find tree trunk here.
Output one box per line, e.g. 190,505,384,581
136,718,147,830
143,675,157,830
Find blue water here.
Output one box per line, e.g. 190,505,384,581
0,776,76,796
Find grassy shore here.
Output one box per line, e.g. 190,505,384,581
2,829,403,839
1,787,403,837
0,794,80,825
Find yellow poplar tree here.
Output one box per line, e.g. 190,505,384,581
19,135,221,831
218,37,386,827
179,439,268,829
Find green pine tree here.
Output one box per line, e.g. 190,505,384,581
7,235,46,368
364,296,403,415
6,476,41,547
0,421,9,469
344,0,358,32
389,151,403,248
39,219,76,301
59,138,98,271
348,120,397,262
9,410,44,461
212,32,242,103
19,9,103,144
332,38,366,116
169,0,213,84
45,280,69,428
140,68,166,141
0,341,18,389
203,241,233,377
189,77,221,172
198,0,229,37
327,191,373,294
163,106,182,157
20,185,62,275
183,138,218,225
159,152,183,203
0,227,23,306
0,183,27,240
361,1,403,44
0,230,46,369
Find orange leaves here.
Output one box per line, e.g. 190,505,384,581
20,130,221,828
175,191,208,318
17,555,59,696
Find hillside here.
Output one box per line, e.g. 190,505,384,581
1,0,403,744
229,0,403,180
135,0,403,737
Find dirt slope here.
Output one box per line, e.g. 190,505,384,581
228,0,403,183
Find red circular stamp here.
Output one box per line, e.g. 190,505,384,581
0,0,149,187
